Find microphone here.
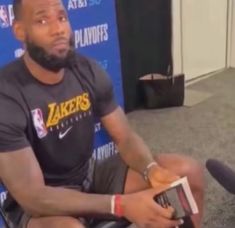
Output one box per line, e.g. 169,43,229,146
206,159,235,194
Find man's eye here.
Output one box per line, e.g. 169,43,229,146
37,19,47,25
59,16,67,22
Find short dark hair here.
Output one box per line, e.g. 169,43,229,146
13,0,23,20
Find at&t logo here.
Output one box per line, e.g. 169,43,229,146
68,0,102,10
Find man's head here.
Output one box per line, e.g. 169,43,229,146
13,0,75,72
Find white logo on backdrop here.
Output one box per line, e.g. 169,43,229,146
14,48,25,58
0,4,14,28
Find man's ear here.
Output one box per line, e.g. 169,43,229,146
12,20,26,42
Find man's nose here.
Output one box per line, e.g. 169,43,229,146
49,20,65,36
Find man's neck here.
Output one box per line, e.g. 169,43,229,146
23,52,64,85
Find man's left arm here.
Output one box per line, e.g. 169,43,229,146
101,106,154,177
92,59,178,186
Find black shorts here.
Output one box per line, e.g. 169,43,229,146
4,153,129,228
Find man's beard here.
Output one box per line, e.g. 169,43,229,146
26,36,76,73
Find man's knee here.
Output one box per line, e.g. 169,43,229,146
154,153,205,190
179,157,204,190
27,216,85,228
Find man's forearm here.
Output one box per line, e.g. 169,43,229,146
116,131,155,175
22,186,111,217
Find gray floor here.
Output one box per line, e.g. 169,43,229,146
127,68,235,228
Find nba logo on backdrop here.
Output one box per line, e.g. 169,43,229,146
0,4,14,29
0,5,9,28
31,109,48,139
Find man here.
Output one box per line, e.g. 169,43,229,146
0,0,204,227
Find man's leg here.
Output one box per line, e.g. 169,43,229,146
124,153,204,228
27,216,85,228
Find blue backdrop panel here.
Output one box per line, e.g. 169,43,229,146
0,0,123,225
65,0,124,154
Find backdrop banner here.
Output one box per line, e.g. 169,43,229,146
0,0,123,224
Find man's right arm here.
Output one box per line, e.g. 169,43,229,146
0,92,112,217
0,147,111,217
0,147,182,227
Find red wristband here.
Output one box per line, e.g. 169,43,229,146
114,194,123,217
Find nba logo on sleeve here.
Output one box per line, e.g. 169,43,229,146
31,109,48,139
0,5,9,28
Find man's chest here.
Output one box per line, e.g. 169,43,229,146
20,74,95,141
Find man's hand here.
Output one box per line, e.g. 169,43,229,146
148,165,180,188
122,188,184,228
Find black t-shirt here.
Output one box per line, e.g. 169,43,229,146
0,54,117,186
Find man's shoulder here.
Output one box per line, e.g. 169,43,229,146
73,53,97,69
0,59,25,98
72,53,106,81
0,58,23,83
70,53,102,85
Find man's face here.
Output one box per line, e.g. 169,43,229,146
15,0,75,72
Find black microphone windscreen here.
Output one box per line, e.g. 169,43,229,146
206,159,235,194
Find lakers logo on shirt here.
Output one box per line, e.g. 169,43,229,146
46,92,91,128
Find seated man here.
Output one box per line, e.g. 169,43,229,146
0,0,204,227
